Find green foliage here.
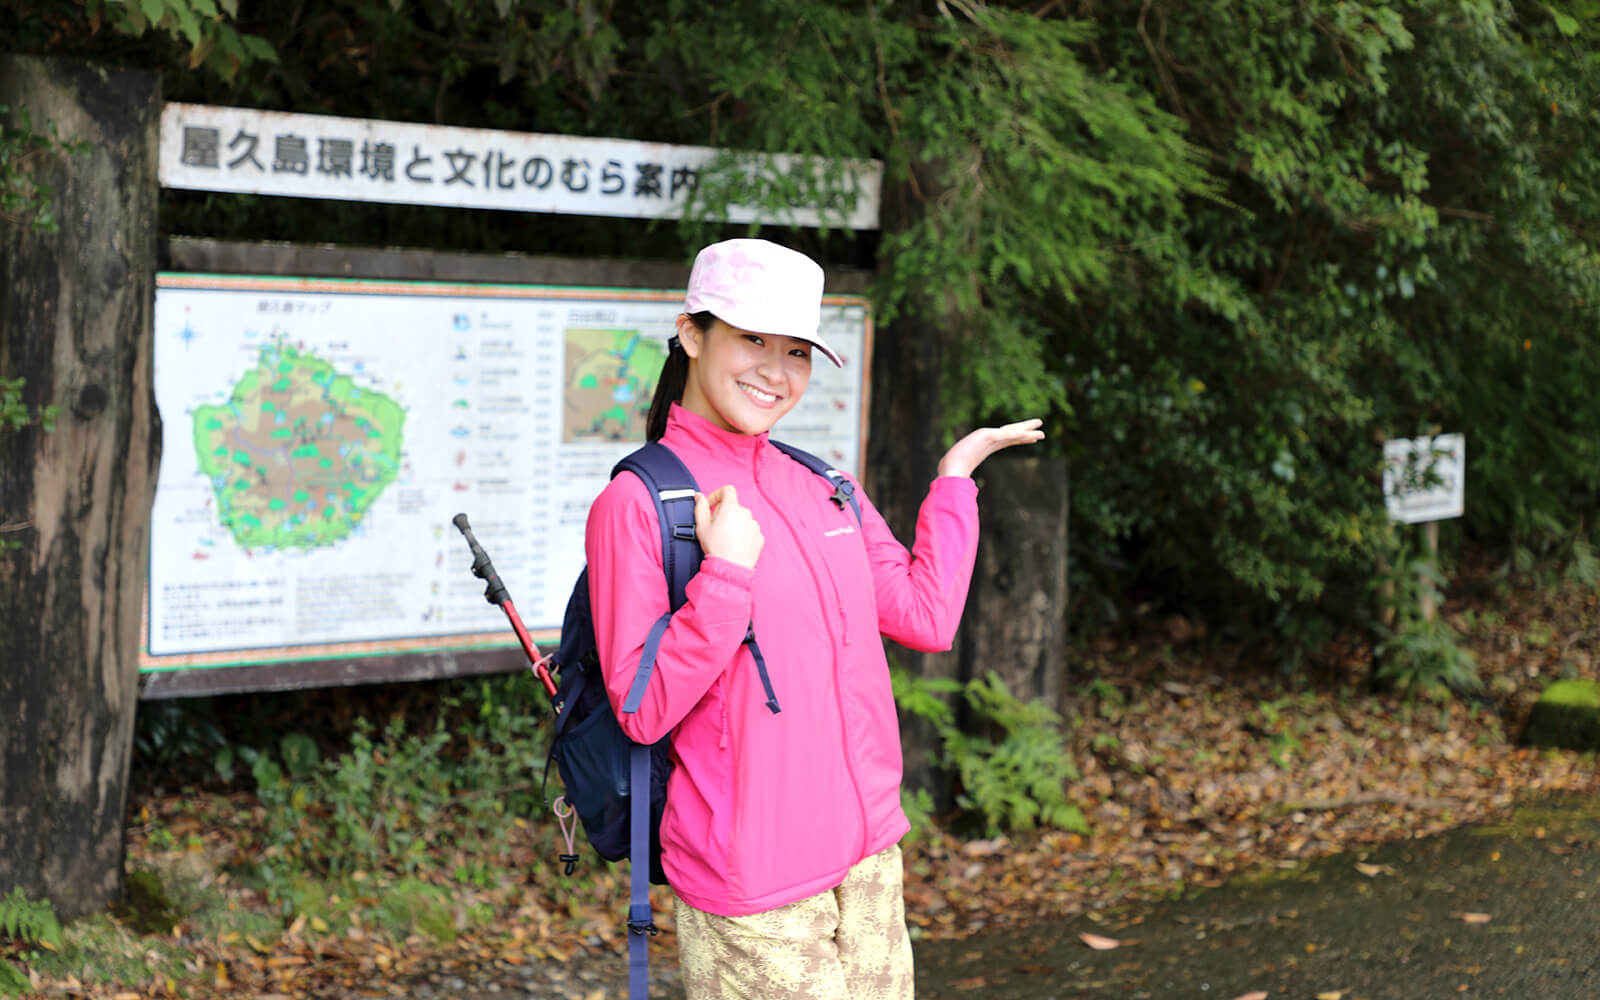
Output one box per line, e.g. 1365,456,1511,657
1375,548,1481,695
84,0,277,80
943,673,1089,835
898,785,937,845
373,876,459,944
0,960,27,997
665,0,1600,642
0,103,89,234
894,667,1087,836
1,866,224,992
249,674,549,897
115,869,180,935
0,375,57,550
0,888,60,950
132,697,231,774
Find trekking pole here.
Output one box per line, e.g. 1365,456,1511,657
452,513,558,699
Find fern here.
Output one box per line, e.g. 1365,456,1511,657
0,887,61,949
0,960,29,997
894,667,1089,836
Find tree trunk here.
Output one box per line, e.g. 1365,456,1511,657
0,56,162,920
959,455,1069,709
868,166,965,805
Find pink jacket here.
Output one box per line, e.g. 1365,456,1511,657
586,404,979,916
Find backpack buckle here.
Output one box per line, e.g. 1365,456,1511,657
672,522,697,541
628,904,659,936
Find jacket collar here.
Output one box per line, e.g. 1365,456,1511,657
663,402,770,465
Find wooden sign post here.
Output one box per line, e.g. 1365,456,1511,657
1382,433,1466,622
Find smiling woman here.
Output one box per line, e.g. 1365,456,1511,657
676,317,813,436
580,237,1042,1000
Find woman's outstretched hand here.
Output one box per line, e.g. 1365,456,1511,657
936,419,1046,479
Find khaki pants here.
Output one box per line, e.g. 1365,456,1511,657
674,844,915,1000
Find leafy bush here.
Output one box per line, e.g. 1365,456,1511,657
1374,549,1480,695
249,674,551,897
0,888,60,949
0,888,60,999
894,668,1088,837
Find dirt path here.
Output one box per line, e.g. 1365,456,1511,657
914,793,1600,999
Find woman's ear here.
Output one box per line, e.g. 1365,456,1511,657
675,313,706,359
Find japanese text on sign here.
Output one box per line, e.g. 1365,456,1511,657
159,103,882,230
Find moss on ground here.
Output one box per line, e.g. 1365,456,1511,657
1521,679,1600,752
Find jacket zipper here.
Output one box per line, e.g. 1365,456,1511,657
756,450,869,859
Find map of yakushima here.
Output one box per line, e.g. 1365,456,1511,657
191,338,405,551
564,328,667,442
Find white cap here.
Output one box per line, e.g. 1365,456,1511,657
683,239,843,367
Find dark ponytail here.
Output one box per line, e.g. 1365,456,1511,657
646,311,714,441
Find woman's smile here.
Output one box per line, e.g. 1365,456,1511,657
738,382,780,406
679,317,812,435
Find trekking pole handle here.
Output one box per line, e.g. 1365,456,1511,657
452,512,510,605
452,513,558,699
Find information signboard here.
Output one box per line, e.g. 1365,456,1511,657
1383,433,1465,524
141,273,871,687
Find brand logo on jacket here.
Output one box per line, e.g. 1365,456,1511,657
824,525,856,538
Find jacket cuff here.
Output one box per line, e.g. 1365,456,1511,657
698,555,757,589
930,475,981,496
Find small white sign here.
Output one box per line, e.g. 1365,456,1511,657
158,103,882,230
1383,433,1465,523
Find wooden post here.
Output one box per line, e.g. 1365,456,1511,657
0,56,162,918
1418,519,1440,622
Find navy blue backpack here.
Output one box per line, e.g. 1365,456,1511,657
546,439,861,999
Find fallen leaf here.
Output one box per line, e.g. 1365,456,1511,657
1232,993,1269,1000
1317,991,1346,999
1458,912,1492,924
1354,862,1392,877
1080,932,1122,950
954,976,988,990
961,836,1010,857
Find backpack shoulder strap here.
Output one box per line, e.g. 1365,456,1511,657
611,442,702,716
770,439,863,525
613,441,703,610
606,444,700,1000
